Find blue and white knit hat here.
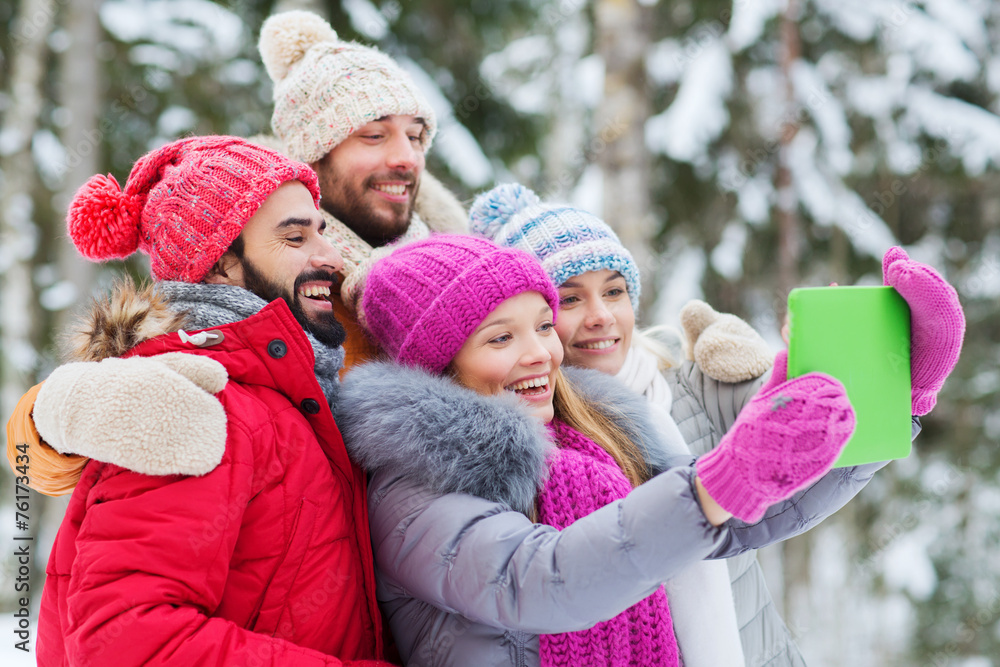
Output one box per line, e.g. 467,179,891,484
469,183,640,308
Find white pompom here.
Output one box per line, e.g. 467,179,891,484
468,183,541,240
259,10,339,83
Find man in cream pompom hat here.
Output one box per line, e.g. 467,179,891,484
258,9,468,370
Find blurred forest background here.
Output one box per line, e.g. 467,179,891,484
1,0,999,665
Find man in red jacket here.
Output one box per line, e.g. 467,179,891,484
29,135,391,666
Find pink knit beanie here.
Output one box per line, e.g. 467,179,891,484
362,235,559,374
66,135,320,283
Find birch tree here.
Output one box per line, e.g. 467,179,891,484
595,0,656,306
0,0,57,611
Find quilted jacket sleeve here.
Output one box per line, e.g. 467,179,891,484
670,359,764,443
725,417,920,547
368,461,822,635
369,465,724,633
60,427,385,667
671,361,922,550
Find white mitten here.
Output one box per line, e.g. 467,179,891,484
680,300,773,383
34,353,228,476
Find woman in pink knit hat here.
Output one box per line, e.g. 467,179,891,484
334,234,860,667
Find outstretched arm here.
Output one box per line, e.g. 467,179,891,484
369,465,725,635
370,443,863,638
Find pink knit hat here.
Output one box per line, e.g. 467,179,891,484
362,235,559,374
67,135,321,283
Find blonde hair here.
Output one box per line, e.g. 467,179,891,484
631,326,680,371
551,368,651,488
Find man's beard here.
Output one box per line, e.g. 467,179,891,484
320,169,420,247
240,260,347,350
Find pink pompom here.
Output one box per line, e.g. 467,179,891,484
67,174,142,261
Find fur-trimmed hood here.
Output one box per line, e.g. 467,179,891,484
335,362,684,515
62,279,342,400
62,279,190,362
31,279,345,486
411,169,469,235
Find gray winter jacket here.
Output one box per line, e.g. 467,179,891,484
336,362,898,667
668,360,917,667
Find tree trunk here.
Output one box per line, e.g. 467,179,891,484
1,0,56,422
541,11,587,203
0,0,57,613
775,0,812,626
775,0,802,310
55,0,101,319
594,0,654,311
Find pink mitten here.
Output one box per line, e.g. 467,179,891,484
696,351,856,522
883,247,965,416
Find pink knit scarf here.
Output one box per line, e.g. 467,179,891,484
537,420,680,667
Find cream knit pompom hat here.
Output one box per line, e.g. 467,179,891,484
259,10,437,164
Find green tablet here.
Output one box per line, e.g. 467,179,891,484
786,286,912,467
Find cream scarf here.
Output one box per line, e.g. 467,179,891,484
617,344,747,667
322,209,434,322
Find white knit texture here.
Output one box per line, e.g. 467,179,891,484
260,10,437,163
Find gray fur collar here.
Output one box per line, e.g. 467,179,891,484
335,363,679,515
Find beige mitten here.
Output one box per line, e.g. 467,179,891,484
680,300,773,383
33,353,228,476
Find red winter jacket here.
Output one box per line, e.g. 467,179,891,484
37,290,388,666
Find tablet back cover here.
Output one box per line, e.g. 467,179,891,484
787,286,911,467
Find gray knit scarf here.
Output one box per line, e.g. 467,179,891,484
158,281,344,409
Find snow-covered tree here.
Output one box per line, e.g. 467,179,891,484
2,1,998,664
642,1,1000,663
